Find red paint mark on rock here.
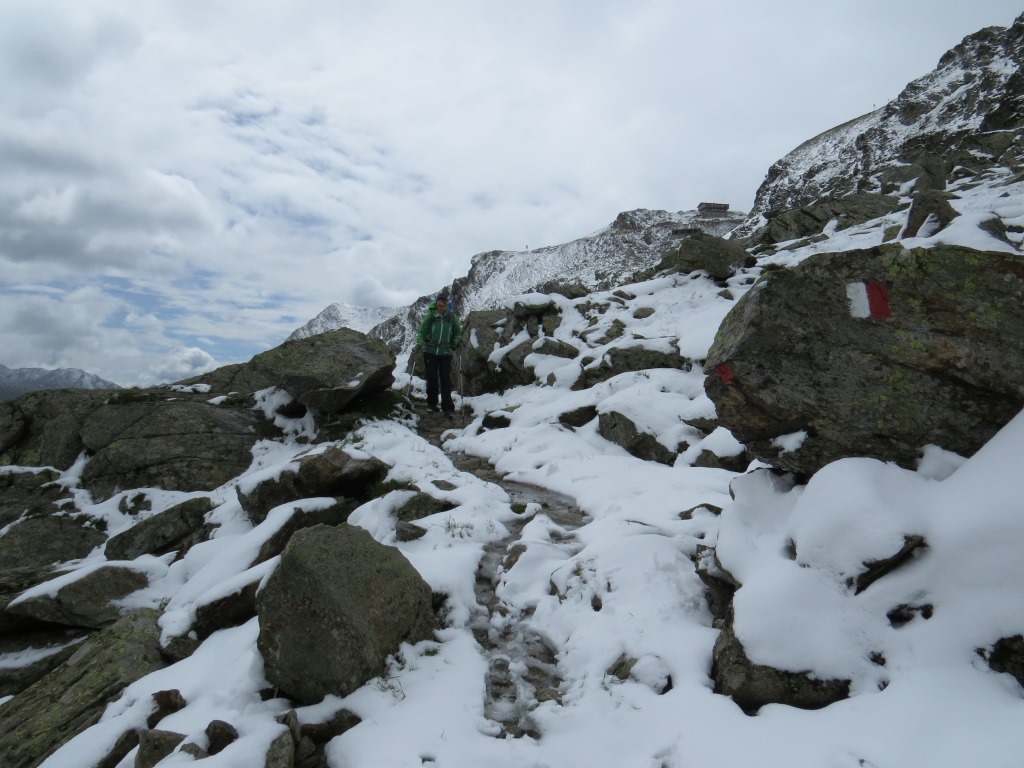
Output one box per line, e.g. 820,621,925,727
866,281,891,319
715,363,735,384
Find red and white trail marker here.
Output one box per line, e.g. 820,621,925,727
846,281,891,319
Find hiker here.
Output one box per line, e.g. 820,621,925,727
416,292,463,416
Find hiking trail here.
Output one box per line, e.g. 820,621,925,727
413,404,587,739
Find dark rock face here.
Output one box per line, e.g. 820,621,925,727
256,524,436,704
248,327,396,413
705,244,1024,475
0,609,165,768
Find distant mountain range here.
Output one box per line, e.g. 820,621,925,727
0,363,121,401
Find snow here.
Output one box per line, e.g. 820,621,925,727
6,130,1024,768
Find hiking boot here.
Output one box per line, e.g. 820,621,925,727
443,411,454,420
427,404,439,413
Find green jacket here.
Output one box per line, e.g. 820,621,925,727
417,301,463,356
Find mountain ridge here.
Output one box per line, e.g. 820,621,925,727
0,363,121,401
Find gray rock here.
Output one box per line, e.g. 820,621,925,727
705,244,1024,476
205,719,239,755
136,729,186,768
576,343,692,390
459,310,543,396
557,405,598,428
395,492,452,523
0,390,108,471
902,189,960,238
79,400,263,502
598,411,677,465
7,564,150,629
248,328,396,413
256,524,436,704
0,565,64,635
755,193,899,247
265,730,297,768
712,613,850,713
0,515,106,571
694,544,740,625
104,497,214,561
0,628,88,697
0,609,166,768
657,231,756,281
987,635,1024,689
238,447,388,524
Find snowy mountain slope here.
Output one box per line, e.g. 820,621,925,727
287,207,745,348
0,363,121,401
19,187,1024,766
286,303,404,342
737,14,1024,234
367,207,746,353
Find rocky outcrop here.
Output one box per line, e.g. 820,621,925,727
6,565,150,629
237,446,390,524
248,327,396,413
0,609,165,768
705,244,1024,476
77,399,261,500
0,515,106,570
0,468,70,528
657,231,756,281
256,524,436,704
751,193,900,248
738,16,1024,233
103,497,215,561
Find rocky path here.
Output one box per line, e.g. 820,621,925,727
414,405,587,739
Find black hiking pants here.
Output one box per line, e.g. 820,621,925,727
424,353,454,413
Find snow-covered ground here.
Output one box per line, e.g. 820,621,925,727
5,169,1024,768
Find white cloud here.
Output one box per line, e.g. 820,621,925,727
0,0,1020,384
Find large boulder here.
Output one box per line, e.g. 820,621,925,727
79,400,262,501
237,446,389,524
657,231,755,281
0,609,165,768
0,390,108,471
705,244,1024,476
248,328,396,413
256,524,436,704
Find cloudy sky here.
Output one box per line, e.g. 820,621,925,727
1,1,1020,386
